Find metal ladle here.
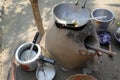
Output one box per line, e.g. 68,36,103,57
81,16,107,20
68,16,107,27
28,32,39,60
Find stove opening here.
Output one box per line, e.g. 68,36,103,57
84,35,98,49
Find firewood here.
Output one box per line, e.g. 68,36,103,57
86,44,116,56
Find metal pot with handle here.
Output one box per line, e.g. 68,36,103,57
53,0,90,28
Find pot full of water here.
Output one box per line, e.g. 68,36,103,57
15,42,41,71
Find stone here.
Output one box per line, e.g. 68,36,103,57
82,68,92,75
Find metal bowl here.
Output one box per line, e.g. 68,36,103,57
91,8,114,22
114,27,120,42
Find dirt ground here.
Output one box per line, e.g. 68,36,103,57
1,0,120,80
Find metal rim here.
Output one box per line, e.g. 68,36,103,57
15,42,41,64
91,8,114,22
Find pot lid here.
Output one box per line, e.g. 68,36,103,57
36,63,56,80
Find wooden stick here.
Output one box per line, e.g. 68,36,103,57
11,51,16,80
11,59,15,80
108,44,112,53
86,44,116,55
108,44,113,57
30,0,44,38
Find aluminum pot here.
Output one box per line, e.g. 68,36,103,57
53,2,90,27
91,8,114,31
15,42,41,71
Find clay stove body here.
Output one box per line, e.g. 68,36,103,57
40,20,99,69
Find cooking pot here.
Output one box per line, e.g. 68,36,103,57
91,8,114,31
53,2,90,28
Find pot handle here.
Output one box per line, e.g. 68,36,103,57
39,56,55,65
82,0,87,9
75,0,87,9
75,0,80,5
